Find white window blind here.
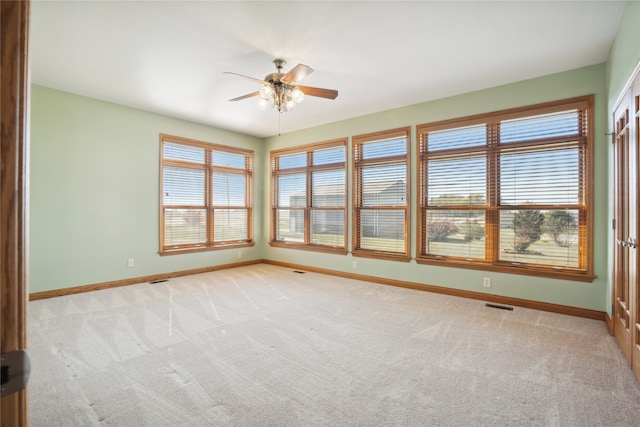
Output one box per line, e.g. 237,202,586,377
160,135,253,254
353,127,410,260
271,139,347,252
417,96,593,281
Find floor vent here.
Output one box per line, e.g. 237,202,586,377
485,303,514,311
149,279,168,284
292,270,306,274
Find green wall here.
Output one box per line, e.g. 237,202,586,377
30,86,264,293
606,0,640,111
263,64,609,312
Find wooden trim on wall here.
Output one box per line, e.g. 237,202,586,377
269,138,348,252
159,134,255,255
263,260,606,321
605,311,614,336
29,259,263,301
30,259,606,322
1,1,30,425
416,96,595,281
352,126,411,258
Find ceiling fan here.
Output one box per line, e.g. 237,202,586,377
224,59,338,112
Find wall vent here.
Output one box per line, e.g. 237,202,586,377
485,303,514,311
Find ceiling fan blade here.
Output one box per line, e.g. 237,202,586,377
229,91,260,102
223,72,265,85
282,64,313,84
297,85,338,100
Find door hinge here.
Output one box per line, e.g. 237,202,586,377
1,349,30,397
612,219,616,230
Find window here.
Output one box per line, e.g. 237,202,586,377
417,96,594,281
270,139,347,253
353,127,411,261
159,134,253,255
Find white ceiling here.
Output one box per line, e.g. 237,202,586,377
30,1,626,138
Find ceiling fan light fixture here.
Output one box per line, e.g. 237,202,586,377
262,85,302,112
285,97,297,111
291,87,305,104
259,85,273,100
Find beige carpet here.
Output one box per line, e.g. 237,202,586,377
28,264,640,426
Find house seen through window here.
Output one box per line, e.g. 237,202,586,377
270,138,347,253
353,127,411,261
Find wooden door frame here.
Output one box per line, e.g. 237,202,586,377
632,70,640,382
0,1,30,426
612,93,634,365
611,59,640,328
611,59,640,383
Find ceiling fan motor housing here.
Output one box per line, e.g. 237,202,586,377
264,73,286,85
265,59,287,84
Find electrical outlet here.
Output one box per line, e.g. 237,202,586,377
352,261,358,269
483,277,491,288
237,251,242,259
128,258,134,268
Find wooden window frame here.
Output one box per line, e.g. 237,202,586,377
270,138,348,254
352,127,411,262
416,96,595,282
159,134,254,255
